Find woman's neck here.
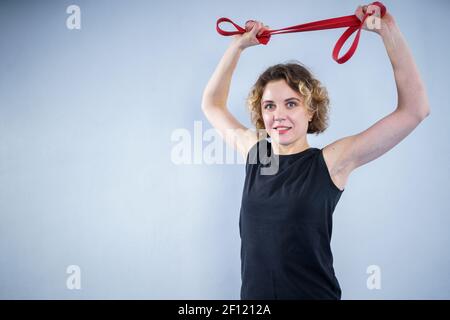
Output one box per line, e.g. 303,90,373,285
271,138,310,155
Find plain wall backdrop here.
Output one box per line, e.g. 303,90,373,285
0,0,449,299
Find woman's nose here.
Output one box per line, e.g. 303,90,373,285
274,113,287,122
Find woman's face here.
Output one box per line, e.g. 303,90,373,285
261,79,312,145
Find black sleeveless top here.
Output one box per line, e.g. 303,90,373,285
239,139,344,300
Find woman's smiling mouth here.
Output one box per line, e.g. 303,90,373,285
273,126,292,134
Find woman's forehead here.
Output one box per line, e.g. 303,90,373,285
262,80,301,101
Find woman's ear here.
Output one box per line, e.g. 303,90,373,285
304,105,314,123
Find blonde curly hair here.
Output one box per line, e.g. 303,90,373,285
246,61,330,135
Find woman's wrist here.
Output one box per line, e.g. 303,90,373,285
379,17,398,40
230,39,245,52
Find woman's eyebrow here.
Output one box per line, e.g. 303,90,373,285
262,97,300,103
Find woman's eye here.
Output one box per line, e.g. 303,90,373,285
264,102,296,110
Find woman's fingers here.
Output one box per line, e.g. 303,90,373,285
258,24,270,35
366,4,381,17
243,20,269,45
245,20,267,33
251,21,263,36
355,4,373,21
256,22,269,36
355,3,382,30
245,20,261,30
245,20,256,31
355,5,364,21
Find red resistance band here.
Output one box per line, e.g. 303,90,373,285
216,1,386,64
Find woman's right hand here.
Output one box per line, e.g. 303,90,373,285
231,20,269,50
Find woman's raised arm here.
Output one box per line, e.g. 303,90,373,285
322,3,431,190
201,21,269,159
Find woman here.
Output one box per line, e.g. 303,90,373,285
201,4,430,299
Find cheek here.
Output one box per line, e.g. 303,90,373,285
292,109,309,123
262,112,272,125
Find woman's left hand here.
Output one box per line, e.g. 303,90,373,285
355,3,396,36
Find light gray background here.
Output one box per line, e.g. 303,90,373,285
0,0,448,299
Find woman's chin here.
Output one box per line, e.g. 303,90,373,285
271,135,293,145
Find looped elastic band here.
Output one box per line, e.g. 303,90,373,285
216,1,387,64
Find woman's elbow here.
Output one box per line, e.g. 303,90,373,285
420,104,431,120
